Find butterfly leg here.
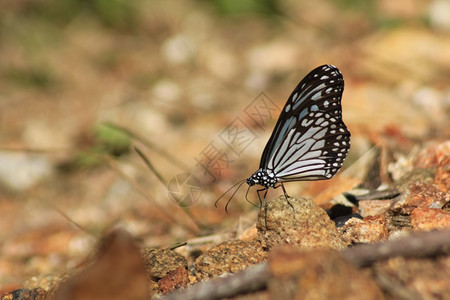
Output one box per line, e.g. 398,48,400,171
275,183,294,210
257,188,269,228
283,184,294,211
255,188,263,207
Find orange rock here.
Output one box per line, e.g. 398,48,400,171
413,141,450,168
391,183,447,215
359,199,391,217
340,215,388,244
434,156,450,193
158,266,189,294
410,208,450,231
239,225,258,241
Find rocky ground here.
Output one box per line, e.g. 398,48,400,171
2,140,449,299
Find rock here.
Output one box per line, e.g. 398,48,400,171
358,200,391,217
238,225,258,241
193,239,267,280
387,215,411,232
0,288,47,300
412,88,448,124
23,274,70,296
340,215,389,245
161,35,195,65
390,182,448,215
141,248,187,280
333,213,363,228
0,152,54,192
158,266,189,294
434,155,450,192
410,208,450,231
268,247,385,300
257,196,346,250
392,167,436,192
413,140,450,169
429,0,450,31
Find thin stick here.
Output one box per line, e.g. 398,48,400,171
134,146,167,186
52,205,94,236
158,263,269,300
102,155,200,235
133,146,202,230
341,228,450,267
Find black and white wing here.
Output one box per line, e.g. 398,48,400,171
260,64,350,181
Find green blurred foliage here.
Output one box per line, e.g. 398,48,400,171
1,0,141,30
60,124,131,170
197,0,282,17
0,0,142,91
334,0,376,12
333,0,408,29
0,15,61,90
95,124,131,157
3,66,57,89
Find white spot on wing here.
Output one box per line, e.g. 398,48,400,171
311,140,325,150
285,104,291,112
301,118,313,127
311,91,322,101
315,117,324,125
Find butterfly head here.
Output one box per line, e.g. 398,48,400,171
247,169,277,189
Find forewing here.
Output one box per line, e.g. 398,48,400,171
260,64,350,180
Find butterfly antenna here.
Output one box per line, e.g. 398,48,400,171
224,180,247,213
244,185,258,208
215,179,246,207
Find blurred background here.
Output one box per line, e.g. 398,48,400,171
0,0,449,289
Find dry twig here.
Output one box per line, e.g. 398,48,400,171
340,228,450,267
158,263,269,300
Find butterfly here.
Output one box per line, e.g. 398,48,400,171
216,65,351,226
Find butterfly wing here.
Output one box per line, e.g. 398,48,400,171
260,64,350,181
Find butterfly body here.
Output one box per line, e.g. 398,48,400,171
246,168,277,189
